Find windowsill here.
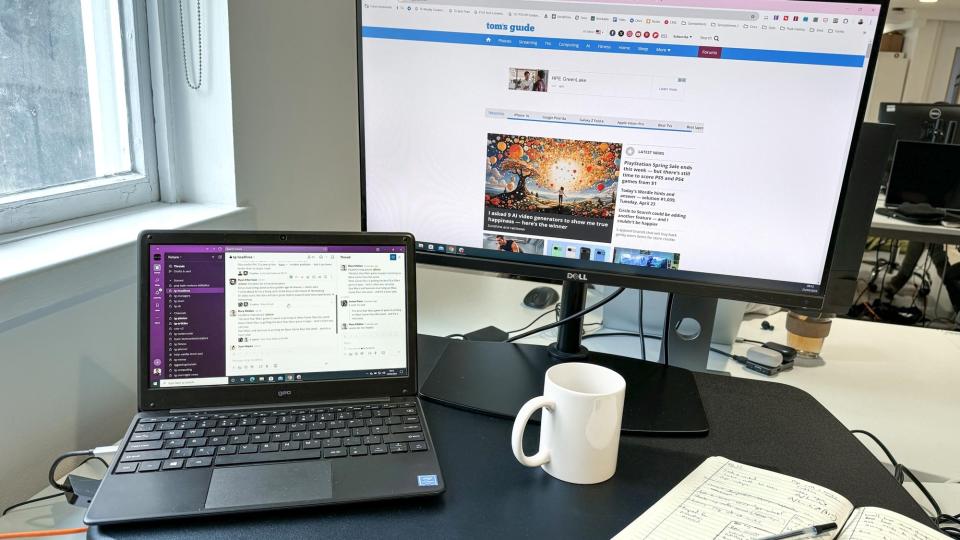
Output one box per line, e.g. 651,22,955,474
0,202,253,326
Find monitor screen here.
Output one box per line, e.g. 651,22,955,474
359,0,883,303
886,141,960,211
147,244,409,388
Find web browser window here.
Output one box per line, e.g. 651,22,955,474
361,0,881,295
147,245,408,388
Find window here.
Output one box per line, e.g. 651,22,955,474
0,0,158,234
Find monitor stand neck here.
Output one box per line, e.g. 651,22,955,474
548,280,590,361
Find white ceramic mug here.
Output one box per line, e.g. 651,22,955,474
511,362,626,484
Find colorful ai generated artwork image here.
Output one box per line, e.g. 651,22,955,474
485,134,621,220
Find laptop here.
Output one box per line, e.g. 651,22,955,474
85,230,444,525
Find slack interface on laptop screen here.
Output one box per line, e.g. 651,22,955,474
147,245,408,388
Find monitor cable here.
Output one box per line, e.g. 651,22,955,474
2,446,115,518
506,287,625,343
638,290,647,361
851,429,960,538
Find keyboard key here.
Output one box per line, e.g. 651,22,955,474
362,435,382,445
308,422,326,431
126,440,163,452
323,448,347,458
195,447,216,457
403,416,420,424
176,421,197,430
410,441,428,452
251,434,269,443
186,437,208,447
137,460,162,472
291,431,310,441
163,439,186,449
374,410,390,418
349,446,368,456
219,419,238,427
171,448,194,459
322,438,342,448
157,422,176,431
185,457,213,468
289,423,306,431
371,426,389,435
370,445,389,455
238,444,258,454
134,423,155,433
327,421,346,430
227,426,246,436
332,428,350,438
115,462,138,474
346,419,364,428
268,425,286,434
162,459,185,470
217,445,237,455
336,412,354,420
343,437,363,447
302,440,322,449
312,430,331,439
356,410,372,419
260,443,279,453
352,427,370,437
385,417,402,426
390,424,422,434
162,430,184,439
248,425,266,435
384,432,425,444
229,435,249,445
185,429,204,438
366,418,383,426
270,433,291,442
209,436,228,446
130,432,162,442
389,443,409,453
205,428,226,437
120,450,171,462
281,441,301,451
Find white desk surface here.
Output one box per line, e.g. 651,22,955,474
2,265,957,536
870,196,960,244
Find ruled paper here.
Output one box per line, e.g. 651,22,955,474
837,507,946,540
612,457,854,540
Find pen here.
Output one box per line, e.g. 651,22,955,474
757,522,838,540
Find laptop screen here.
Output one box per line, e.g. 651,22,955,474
146,244,409,389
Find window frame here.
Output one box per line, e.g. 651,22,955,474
0,0,160,235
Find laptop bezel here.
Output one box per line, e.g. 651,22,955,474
137,230,418,411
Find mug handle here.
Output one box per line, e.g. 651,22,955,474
511,396,556,467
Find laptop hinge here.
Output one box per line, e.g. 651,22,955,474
170,396,392,413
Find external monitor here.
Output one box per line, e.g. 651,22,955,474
360,0,887,313
878,102,960,144
357,0,887,431
886,141,960,212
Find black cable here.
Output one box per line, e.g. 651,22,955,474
3,454,108,517
900,464,943,521
851,429,901,480
1,492,65,516
638,290,646,361
737,338,765,345
48,450,94,492
504,305,560,335
506,287,625,342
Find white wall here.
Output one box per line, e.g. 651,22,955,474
229,0,361,231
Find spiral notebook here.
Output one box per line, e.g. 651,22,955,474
614,457,944,540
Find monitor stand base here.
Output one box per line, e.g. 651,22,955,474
419,338,708,436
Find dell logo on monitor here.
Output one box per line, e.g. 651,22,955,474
567,272,588,281
277,390,292,398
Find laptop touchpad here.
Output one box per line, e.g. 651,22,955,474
204,461,333,510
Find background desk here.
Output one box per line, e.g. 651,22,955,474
870,197,960,244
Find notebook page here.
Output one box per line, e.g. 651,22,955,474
837,507,946,540
613,457,854,540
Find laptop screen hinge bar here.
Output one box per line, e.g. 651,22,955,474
171,397,391,414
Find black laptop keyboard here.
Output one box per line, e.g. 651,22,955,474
114,402,426,474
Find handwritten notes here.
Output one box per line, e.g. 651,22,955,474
613,457,853,540
838,507,946,540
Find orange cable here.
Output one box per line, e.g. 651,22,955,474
0,528,88,539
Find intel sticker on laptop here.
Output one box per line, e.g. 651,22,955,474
417,475,438,487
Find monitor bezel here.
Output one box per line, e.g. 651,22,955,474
138,230,418,412
356,0,889,311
